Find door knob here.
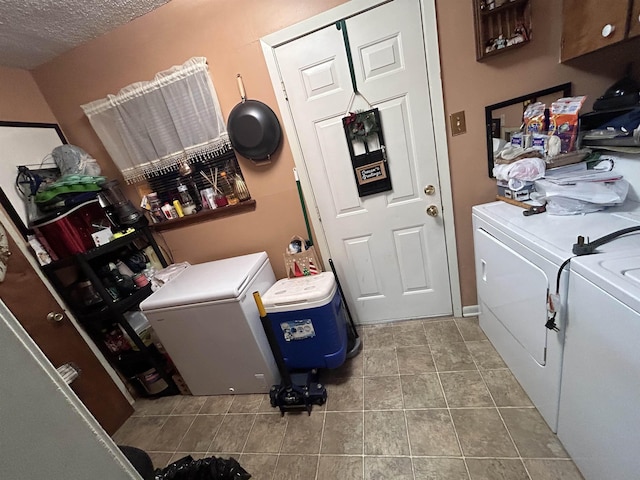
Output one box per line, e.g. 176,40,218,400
426,205,439,217
47,312,64,323
424,185,436,195
601,24,615,38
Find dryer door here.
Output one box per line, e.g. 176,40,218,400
475,228,549,365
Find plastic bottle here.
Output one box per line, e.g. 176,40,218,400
233,174,251,201
172,200,184,217
147,193,165,223
108,262,136,294
220,171,239,205
161,202,179,220
177,184,196,215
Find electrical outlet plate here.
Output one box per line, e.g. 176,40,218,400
449,111,466,136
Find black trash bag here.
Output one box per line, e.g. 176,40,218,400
119,445,155,480
155,455,251,480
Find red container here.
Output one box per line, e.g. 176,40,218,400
32,200,109,259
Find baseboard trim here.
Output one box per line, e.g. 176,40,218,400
462,305,480,317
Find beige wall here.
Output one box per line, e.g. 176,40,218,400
31,0,347,280
0,66,57,123
436,0,634,305
3,0,635,308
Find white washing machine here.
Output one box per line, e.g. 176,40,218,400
558,248,640,480
472,200,640,431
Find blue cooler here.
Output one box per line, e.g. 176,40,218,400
261,272,348,370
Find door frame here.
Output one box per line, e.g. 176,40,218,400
261,0,461,317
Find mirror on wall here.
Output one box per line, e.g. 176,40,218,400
485,83,572,177
0,121,66,236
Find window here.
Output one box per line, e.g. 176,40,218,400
81,57,251,222
145,145,250,212
82,57,229,184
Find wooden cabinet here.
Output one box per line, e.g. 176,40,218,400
473,0,531,60
561,0,632,61
629,0,640,38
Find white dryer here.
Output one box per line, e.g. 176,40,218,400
472,200,640,431
558,248,640,480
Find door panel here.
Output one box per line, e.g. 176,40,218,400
394,226,431,293
344,235,380,298
474,227,548,365
275,0,452,322
0,229,133,434
315,118,362,214
561,0,630,61
378,97,418,202
360,35,402,79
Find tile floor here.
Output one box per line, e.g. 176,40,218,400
112,317,584,480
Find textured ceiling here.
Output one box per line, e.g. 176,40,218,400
0,0,171,70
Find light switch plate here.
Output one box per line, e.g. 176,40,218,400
449,111,466,136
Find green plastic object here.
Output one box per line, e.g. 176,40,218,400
35,175,106,205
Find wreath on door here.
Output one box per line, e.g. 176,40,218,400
342,108,392,197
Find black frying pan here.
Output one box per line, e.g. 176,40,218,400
228,74,282,162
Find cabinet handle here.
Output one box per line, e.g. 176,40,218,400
601,24,615,38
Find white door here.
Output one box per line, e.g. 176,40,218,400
274,0,452,323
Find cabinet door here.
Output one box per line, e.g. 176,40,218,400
561,0,630,61
629,0,640,37
0,231,133,434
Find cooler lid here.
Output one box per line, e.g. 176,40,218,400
262,272,336,313
140,252,268,310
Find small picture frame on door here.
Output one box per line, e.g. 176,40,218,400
355,160,387,185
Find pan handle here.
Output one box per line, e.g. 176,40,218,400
236,74,247,103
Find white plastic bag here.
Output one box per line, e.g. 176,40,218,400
533,178,629,215
493,157,546,182
150,262,191,291
51,144,102,176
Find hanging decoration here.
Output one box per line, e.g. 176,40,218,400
344,110,379,143
336,20,392,197
342,108,391,197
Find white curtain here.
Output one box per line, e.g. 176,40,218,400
81,57,230,184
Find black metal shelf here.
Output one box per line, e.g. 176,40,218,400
578,107,640,149
73,283,153,318
41,225,177,397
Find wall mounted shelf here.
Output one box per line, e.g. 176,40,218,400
148,199,256,232
473,0,531,61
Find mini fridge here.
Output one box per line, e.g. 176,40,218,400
139,252,280,395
